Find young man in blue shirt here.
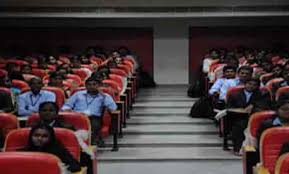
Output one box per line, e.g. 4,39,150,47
17,78,56,117
62,77,117,146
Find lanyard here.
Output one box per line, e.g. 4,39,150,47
85,94,98,108
30,93,41,106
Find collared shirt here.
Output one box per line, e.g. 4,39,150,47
273,117,282,126
219,78,241,100
209,78,225,95
61,90,117,117
17,90,56,117
243,90,253,103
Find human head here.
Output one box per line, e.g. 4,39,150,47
276,100,289,123
80,55,90,64
28,123,56,149
223,65,237,79
209,49,220,59
85,77,102,95
56,64,71,75
70,56,81,69
21,64,32,74
246,52,256,64
272,65,283,77
48,56,57,65
237,66,253,82
29,78,43,95
261,61,273,73
49,72,64,87
39,102,59,123
244,78,260,92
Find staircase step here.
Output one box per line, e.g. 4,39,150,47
97,147,241,161
123,124,218,134
133,101,194,108
131,108,190,115
135,96,197,100
105,134,222,147
127,116,212,124
98,161,242,174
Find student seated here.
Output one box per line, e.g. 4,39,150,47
48,72,69,98
227,78,269,155
272,69,289,95
61,77,117,146
17,78,56,117
31,101,93,174
6,62,25,81
256,100,289,146
218,66,253,105
209,65,236,106
21,123,81,172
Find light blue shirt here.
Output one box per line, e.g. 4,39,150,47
209,78,225,95
17,90,56,117
273,117,282,126
61,90,117,117
243,90,253,103
219,78,241,100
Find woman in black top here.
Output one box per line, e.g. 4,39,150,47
22,123,81,172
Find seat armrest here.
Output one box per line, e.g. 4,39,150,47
243,146,258,174
73,167,87,174
253,164,270,174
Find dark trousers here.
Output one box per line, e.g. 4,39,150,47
80,152,93,174
229,114,249,152
89,116,102,143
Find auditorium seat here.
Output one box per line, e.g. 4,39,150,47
243,111,275,174
0,113,19,147
11,79,29,92
254,127,289,174
0,152,63,174
31,68,48,78
275,153,289,174
275,86,289,101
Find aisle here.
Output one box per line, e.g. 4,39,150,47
98,85,242,174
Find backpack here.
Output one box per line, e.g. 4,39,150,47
189,96,214,118
187,81,202,97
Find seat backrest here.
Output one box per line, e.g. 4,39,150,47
266,78,284,91
109,74,124,92
110,68,127,77
43,86,65,108
225,85,245,102
0,69,8,76
248,111,275,137
99,86,118,101
23,74,38,82
89,56,103,65
4,128,80,160
27,112,91,144
12,79,29,91
275,153,289,174
0,87,11,94
0,113,19,140
7,59,28,66
102,79,121,94
260,127,289,173
70,87,86,96
72,69,89,81
117,64,131,75
260,73,273,84
66,74,82,87
276,86,289,101
31,68,48,78
0,152,62,174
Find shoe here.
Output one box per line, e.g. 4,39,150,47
97,139,105,147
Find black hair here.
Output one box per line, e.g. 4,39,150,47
49,71,64,80
85,77,102,84
222,65,237,73
237,66,254,74
245,78,260,86
26,122,57,150
39,101,59,114
28,77,42,85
